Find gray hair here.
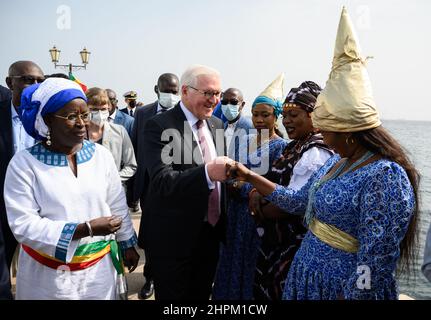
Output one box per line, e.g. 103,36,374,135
180,64,220,88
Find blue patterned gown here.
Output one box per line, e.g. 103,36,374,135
266,155,415,300
212,135,287,300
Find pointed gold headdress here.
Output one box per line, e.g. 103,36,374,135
312,7,381,132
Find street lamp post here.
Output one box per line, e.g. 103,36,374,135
49,45,91,75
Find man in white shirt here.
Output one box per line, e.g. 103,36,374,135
106,88,134,137
141,65,231,300
1,60,44,271
221,88,253,158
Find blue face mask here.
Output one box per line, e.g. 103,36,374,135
221,104,240,121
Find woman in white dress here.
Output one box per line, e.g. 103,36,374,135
4,78,139,299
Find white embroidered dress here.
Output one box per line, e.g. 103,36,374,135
4,140,137,300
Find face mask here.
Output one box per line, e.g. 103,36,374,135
221,104,240,121
90,110,110,126
159,92,181,109
129,100,137,108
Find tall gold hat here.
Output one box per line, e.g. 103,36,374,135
312,6,381,132
258,73,285,101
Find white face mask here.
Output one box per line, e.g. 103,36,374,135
90,110,110,126
159,92,181,109
221,104,240,121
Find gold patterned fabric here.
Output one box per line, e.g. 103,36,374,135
309,218,359,253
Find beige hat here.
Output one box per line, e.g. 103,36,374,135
312,6,381,132
252,73,285,117
258,73,284,101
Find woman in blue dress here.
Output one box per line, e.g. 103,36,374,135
251,81,333,300
212,75,288,300
226,8,420,300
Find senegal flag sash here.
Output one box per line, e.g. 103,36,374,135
22,240,124,274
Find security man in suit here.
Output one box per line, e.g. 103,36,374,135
1,60,44,275
129,73,180,299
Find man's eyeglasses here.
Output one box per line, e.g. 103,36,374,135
54,112,91,123
221,99,241,106
9,75,45,84
188,86,221,99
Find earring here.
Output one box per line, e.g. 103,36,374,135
46,129,52,146
345,136,355,145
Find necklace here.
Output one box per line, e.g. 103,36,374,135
304,150,374,225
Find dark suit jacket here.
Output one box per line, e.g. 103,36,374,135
127,101,158,248
129,102,157,196
141,103,226,258
0,227,12,299
113,109,134,137
225,115,254,159
120,106,142,118
0,99,15,297
0,85,11,102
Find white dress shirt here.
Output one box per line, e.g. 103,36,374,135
180,102,221,221
224,120,238,154
11,102,35,154
108,108,117,123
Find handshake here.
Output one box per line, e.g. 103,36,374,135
207,156,252,182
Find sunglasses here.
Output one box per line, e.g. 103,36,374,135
9,75,45,84
221,99,241,106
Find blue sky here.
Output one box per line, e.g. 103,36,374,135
1,0,430,121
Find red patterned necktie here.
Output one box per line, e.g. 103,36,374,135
196,120,220,226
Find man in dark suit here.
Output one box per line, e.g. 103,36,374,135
130,73,180,299
141,65,230,300
120,90,141,118
106,88,134,137
1,61,44,271
0,227,12,299
0,85,11,102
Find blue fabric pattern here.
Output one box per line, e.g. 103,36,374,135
265,155,415,300
28,140,96,166
55,223,78,262
118,233,138,252
212,134,287,300
20,81,87,140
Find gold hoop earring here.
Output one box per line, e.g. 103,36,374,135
46,129,52,146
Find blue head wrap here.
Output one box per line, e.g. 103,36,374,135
252,96,283,118
20,78,87,140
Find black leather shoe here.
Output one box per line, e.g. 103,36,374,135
139,280,154,299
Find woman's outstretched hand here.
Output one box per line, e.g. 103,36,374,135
226,161,253,182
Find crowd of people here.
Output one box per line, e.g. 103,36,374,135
0,7,430,300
